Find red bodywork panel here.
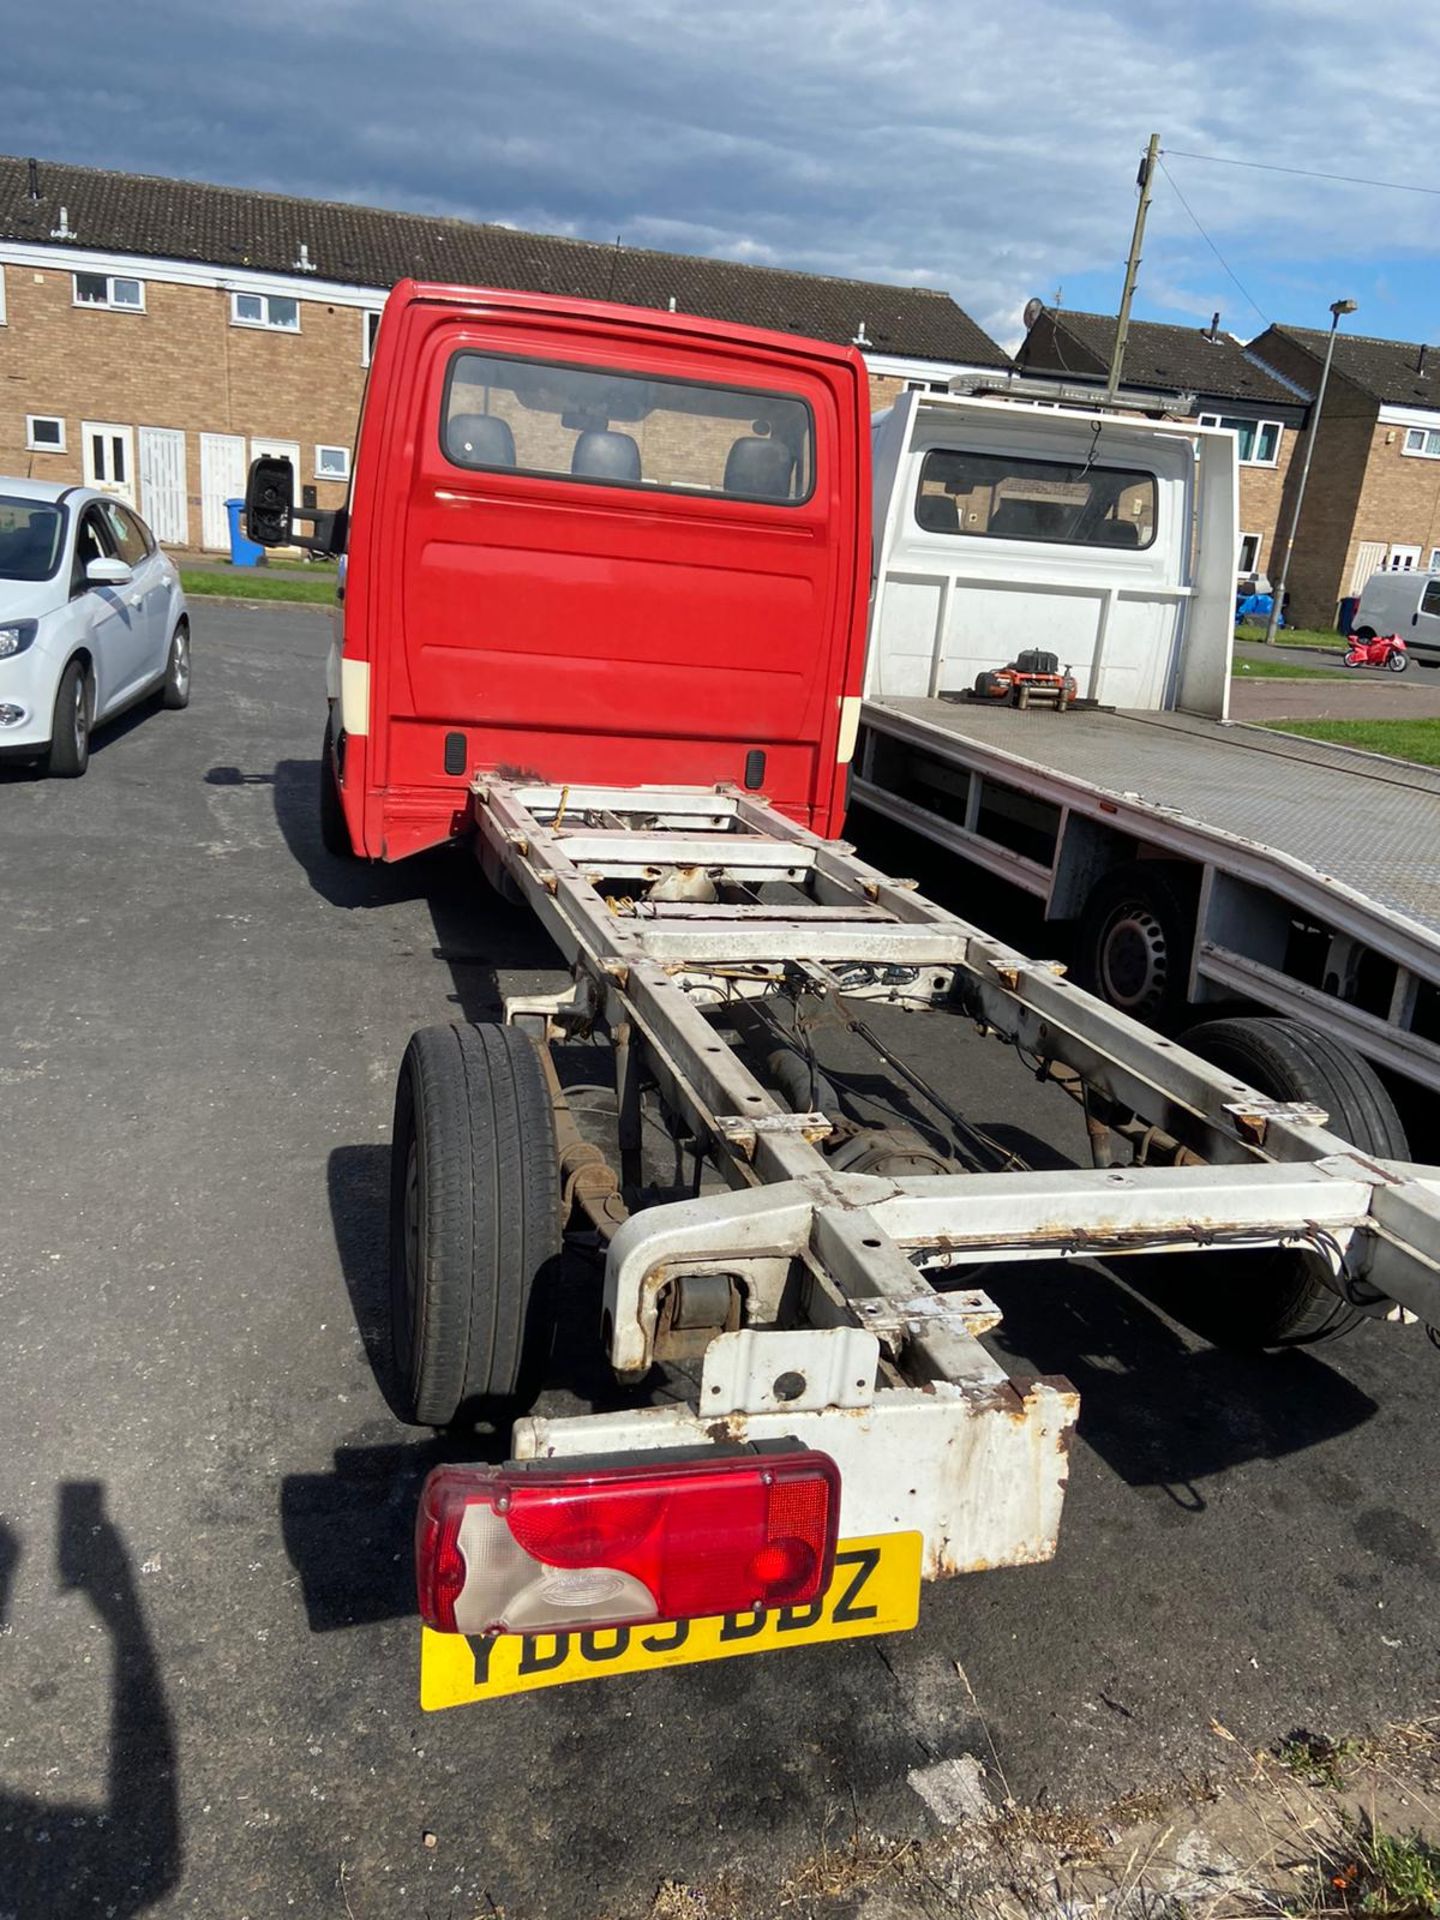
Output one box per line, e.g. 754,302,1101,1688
335,282,871,860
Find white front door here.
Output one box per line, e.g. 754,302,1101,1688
249,439,301,486
1349,541,1386,596
250,440,303,555
1388,544,1422,572
199,433,247,550
138,427,188,547
81,422,137,506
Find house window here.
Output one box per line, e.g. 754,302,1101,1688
1238,532,1262,574
26,415,66,452
362,310,381,365
1429,548,1440,571
73,272,145,312
230,292,300,332
315,445,351,481
1402,427,1440,459
1199,413,1282,466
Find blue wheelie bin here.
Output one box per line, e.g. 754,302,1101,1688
226,498,265,568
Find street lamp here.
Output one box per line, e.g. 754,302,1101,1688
1264,297,1358,644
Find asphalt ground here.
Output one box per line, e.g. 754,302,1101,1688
1,603,1437,1919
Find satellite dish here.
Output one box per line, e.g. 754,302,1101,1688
1022,296,1045,331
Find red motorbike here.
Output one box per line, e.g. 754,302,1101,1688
1344,631,1408,672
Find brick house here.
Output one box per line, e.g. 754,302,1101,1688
1015,306,1307,583
1245,325,1440,627
0,155,1009,550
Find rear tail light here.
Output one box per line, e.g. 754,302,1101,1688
416,1450,840,1636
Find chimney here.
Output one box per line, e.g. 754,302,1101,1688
1417,344,1428,378
1207,311,1221,341
26,157,39,201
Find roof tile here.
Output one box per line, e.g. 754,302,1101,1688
0,154,1009,368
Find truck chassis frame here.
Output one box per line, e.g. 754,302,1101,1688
466,776,1440,1582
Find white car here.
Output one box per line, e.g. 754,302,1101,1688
0,479,190,776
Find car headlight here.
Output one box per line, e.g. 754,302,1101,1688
0,620,39,659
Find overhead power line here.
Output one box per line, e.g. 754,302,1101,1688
1156,156,1271,328
1164,146,1440,199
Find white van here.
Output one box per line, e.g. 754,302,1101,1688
1352,569,1440,665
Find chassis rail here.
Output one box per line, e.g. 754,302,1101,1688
471,776,1440,1578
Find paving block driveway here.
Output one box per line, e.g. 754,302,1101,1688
1,604,1437,1919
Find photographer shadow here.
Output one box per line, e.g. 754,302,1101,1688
0,1485,180,1918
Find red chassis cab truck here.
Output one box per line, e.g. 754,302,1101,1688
249,280,870,862
245,285,1440,1707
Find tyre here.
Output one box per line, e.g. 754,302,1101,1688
45,658,91,778
1343,650,1365,669
1072,862,1198,1030
1386,649,1409,673
161,621,191,709
318,717,352,858
1353,625,1375,642
1163,1016,1408,1346
388,1023,562,1426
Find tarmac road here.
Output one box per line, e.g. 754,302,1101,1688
1,602,1436,1919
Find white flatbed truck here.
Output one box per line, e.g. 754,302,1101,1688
858,390,1440,1113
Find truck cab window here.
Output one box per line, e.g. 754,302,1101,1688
441,351,814,504
915,449,1158,549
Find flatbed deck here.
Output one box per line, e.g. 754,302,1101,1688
865,700,1440,941
855,698,1440,1098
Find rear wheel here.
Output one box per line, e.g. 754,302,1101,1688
388,1023,562,1426
46,659,91,778
1160,1017,1408,1346
161,621,191,708
1343,649,1365,668
318,717,352,858
1073,862,1198,1030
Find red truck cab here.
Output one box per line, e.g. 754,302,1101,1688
248,281,872,861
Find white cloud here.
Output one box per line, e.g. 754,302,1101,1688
4,0,1440,345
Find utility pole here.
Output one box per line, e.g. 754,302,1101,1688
1264,297,1357,644
1106,133,1161,401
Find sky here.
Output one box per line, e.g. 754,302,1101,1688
4,0,1440,353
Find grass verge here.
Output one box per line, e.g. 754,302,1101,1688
1232,657,1341,680
1262,718,1440,767
1236,625,1350,652
179,569,336,605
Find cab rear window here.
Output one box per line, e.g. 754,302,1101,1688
915,449,1158,549
442,351,814,504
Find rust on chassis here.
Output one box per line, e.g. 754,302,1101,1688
476,776,1440,1584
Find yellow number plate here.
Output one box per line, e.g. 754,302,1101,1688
419,1531,922,1710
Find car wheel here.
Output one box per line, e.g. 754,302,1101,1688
319,716,352,858
1072,861,1198,1031
1151,1017,1408,1346
46,659,92,778
161,622,191,709
387,1023,562,1427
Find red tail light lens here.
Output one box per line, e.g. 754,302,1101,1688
416,1451,840,1636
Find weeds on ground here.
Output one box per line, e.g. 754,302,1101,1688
1277,1733,1369,1792
1300,1818,1440,1917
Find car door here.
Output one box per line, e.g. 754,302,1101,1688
98,501,166,690
73,504,148,714
108,502,173,679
